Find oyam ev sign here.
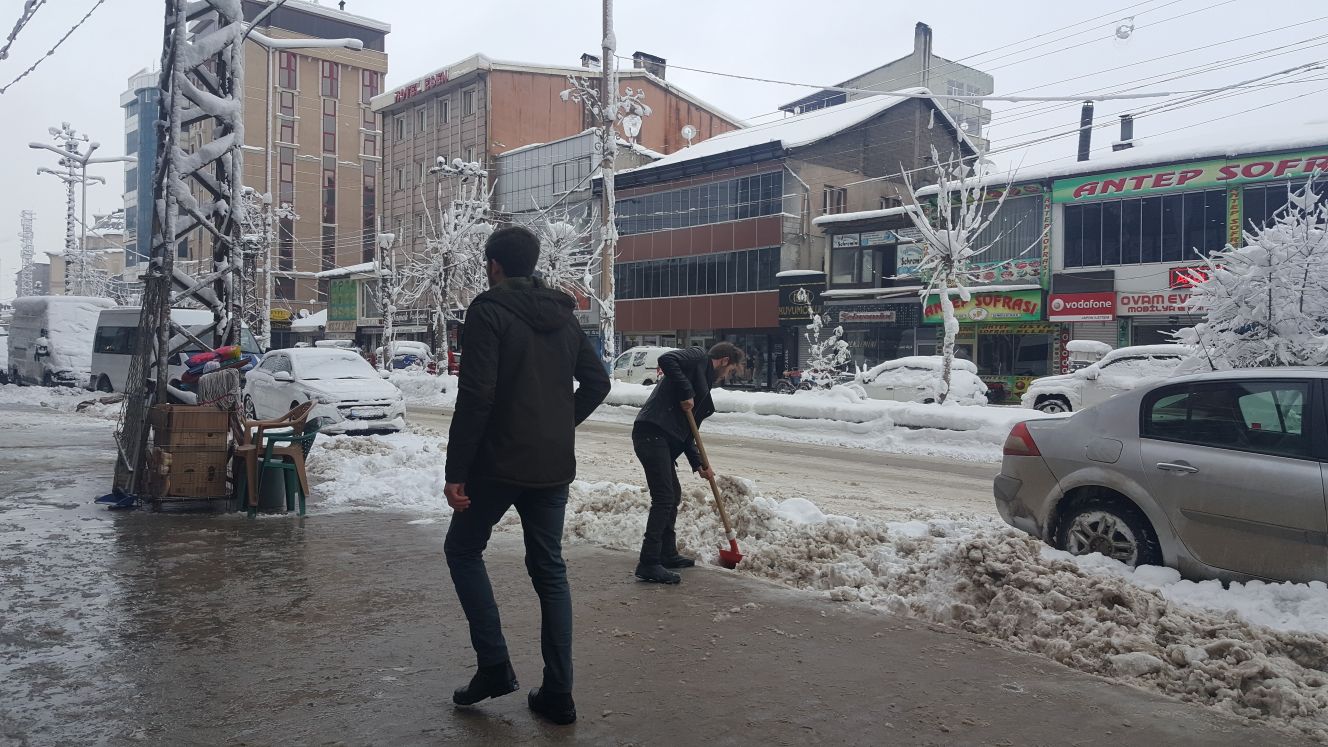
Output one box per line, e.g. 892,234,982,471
1048,292,1116,321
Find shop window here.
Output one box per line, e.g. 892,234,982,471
978,332,1051,377
1243,180,1327,233
1064,189,1227,268
279,52,297,90
320,60,339,98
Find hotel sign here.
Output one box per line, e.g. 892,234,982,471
394,70,450,103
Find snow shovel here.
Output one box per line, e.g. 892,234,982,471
684,409,744,569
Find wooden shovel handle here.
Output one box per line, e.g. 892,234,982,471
685,409,735,538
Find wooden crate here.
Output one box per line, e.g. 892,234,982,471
149,404,229,450
150,448,229,498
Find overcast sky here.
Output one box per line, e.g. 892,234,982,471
1,0,1324,300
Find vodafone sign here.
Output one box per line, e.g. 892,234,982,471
1048,292,1116,322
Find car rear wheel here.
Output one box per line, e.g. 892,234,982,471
1055,494,1161,567
244,397,257,419
642,379,654,386
97,375,114,393
1036,396,1072,414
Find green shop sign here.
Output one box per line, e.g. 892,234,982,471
328,279,359,322
923,288,1043,324
1052,149,1328,203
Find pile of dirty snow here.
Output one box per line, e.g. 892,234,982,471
390,371,457,407
305,429,1328,740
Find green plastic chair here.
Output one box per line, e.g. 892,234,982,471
246,418,323,517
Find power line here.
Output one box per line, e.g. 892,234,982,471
0,0,48,61
0,0,106,95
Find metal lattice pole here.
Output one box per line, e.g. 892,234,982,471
17,210,35,297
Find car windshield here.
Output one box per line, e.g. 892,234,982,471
297,353,376,380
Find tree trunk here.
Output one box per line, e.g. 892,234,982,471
937,284,958,405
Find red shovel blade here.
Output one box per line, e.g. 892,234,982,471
718,539,744,569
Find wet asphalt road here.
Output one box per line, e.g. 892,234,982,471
0,403,1312,746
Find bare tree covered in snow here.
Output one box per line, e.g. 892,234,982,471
1177,179,1328,369
802,310,853,387
900,147,1027,404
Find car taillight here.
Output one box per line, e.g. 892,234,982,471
1003,422,1041,457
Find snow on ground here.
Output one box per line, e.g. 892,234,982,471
0,383,120,420
389,371,457,407
598,382,1053,461
308,429,1328,742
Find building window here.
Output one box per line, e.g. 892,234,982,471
320,60,339,98
278,146,295,205
322,157,336,225
278,117,295,144
971,194,1044,264
362,171,376,263
276,276,295,300
1064,189,1227,268
880,196,903,210
362,107,376,130
279,52,297,90
416,160,427,184
415,212,425,240
415,106,427,131
322,225,336,272
465,146,476,164
613,247,780,300
822,185,847,215
463,89,475,116
279,90,295,117
439,98,450,123
360,70,380,105
394,166,405,191
552,160,583,193
1243,180,1327,233
394,115,406,141
616,171,784,235
278,217,294,271
322,99,336,153
362,132,377,157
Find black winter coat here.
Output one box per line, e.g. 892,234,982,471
634,347,715,471
444,276,610,488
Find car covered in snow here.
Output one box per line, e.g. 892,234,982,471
856,356,989,405
7,296,117,387
995,368,1328,583
1021,344,1189,414
243,348,405,434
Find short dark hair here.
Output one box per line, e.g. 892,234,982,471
708,342,745,364
485,225,540,277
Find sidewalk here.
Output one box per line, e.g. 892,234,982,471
0,405,1305,745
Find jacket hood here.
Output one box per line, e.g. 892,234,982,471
476,276,576,333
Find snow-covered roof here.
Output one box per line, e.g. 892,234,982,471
821,286,925,299
775,269,825,278
922,117,1328,195
251,0,390,32
315,262,379,279
290,309,327,333
623,89,948,175
813,205,913,227
374,54,741,126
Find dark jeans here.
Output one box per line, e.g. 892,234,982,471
633,424,684,565
444,480,573,694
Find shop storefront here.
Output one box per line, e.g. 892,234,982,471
776,270,827,374
823,301,920,370
269,308,293,349
922,288,1062,403
1116,289,1202,346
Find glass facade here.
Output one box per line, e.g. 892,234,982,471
616,171,784,235
1063,189,1226,267
1243,180,1327,232
614,247,779,300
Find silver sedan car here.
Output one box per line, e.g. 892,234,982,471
994,368,1327,583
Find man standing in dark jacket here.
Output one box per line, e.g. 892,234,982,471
443,226,610,726
632,343,745,584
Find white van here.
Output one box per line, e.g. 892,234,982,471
88,307,263,392
8,296,117,387
611,346,675,386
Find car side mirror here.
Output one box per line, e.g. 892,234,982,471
274,371,294,383
1083,369,1099,381
379,370,390,379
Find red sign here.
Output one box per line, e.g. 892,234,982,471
393,70,450,103
1169,265,1217,289
1118,291,1192,316
1048,292,1116,322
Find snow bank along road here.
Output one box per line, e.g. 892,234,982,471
406,404,999,521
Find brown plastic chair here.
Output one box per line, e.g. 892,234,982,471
231,400,314,512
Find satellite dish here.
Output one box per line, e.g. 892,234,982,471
681,124,697,147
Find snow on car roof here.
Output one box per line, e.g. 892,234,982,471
861,355,979,376
1066,340,1112,354
1101,344,1189,362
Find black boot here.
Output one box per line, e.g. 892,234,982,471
660,555,695,569
528,687,577,725
634,562,681,584
453,660,519,705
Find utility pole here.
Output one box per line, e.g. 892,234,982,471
598,0,618,360
376,219,397,372
17,210,35,297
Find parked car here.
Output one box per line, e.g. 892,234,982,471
1065,339,1112,371
1021,344,1189,414
243,348,406,434
88,307,263,393
611,346,674,385
995,368,1328,583
8,296,117,387
856,356,989,405
372,341,457,375
0,329,8,384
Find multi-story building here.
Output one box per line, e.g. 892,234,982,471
120,69,161,273
612,90,976,388
163,1,389,347
780,22,994,151
43,211,129,298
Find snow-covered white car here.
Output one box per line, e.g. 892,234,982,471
243,348,405,434
1021,344,1189,414
857,356,989,406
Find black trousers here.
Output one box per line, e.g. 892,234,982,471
443,479,573,694
633,423,686,565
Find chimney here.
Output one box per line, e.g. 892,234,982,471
632,51,667,80
1077,101,1095,162
1112,114,1135,152
914,22,933,86
580,53,600,69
